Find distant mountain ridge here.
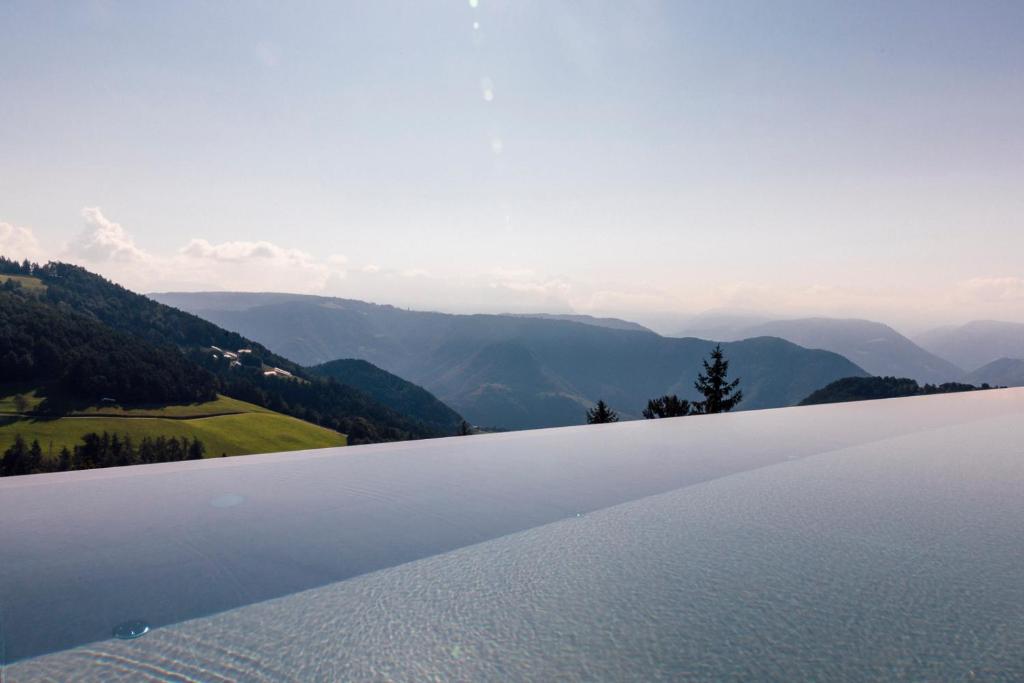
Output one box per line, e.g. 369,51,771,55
507,313,653,333
729,318,963,384
153,291,869,430
915,320,1024,372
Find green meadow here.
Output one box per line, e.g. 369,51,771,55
0,391,346,459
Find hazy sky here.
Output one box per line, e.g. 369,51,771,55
2,1,1022,332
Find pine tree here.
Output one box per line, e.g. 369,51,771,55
458,420,473,436
693,344,742,414
642,394,692,419
586,400,619,424
187,437,206,460
28,439,44,473
1,435,29,476
58,446,73,471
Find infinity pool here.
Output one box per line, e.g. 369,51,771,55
2,390,1023,680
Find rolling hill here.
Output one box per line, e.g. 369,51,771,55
915,320,1024,371
152,292,869,430
961,357,1024,388
308,359,464,434
728,318,963,384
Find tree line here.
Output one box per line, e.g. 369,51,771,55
1,432,207,477
798,375,996,406
586,344,742,424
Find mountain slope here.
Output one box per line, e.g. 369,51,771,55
308,359,464,433
153,292,869,430
915,320,1024,370
731,318,963,383
2,259,457,444
962,357,1024,388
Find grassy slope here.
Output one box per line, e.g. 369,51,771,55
0,390,269,417
0,274,46,291
0,391,346,458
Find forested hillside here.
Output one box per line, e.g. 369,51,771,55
1,285,215,404
0,258,461,444
309,359,464,435
799,376,992,406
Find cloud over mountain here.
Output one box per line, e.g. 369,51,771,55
68,208,150,263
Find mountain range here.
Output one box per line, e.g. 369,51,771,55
717,318,964,384
914,320,1024,373
674,314,1024,386
152,292,868,430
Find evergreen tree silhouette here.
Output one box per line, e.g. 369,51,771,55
1,435,29,476
642,395,692,419
187,437,206,460
586,400,619,424
693,344,742,414
28,439,43,473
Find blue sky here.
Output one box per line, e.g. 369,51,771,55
1,1,1022,330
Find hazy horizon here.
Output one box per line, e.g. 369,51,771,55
2,1,1022,333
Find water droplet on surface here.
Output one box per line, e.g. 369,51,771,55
113,620,149,640
210,493,245,508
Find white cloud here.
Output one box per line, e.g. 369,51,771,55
181,238,317,267
0,222,45,261
43,207,349,294
175,238,346,292
69,207,150,262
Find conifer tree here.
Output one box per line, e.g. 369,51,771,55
693,344,742,414
28,439,43,473
642,394,692,419
58,446,73,471
1,435,29,476
187,437,206,460
586,399,619,424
